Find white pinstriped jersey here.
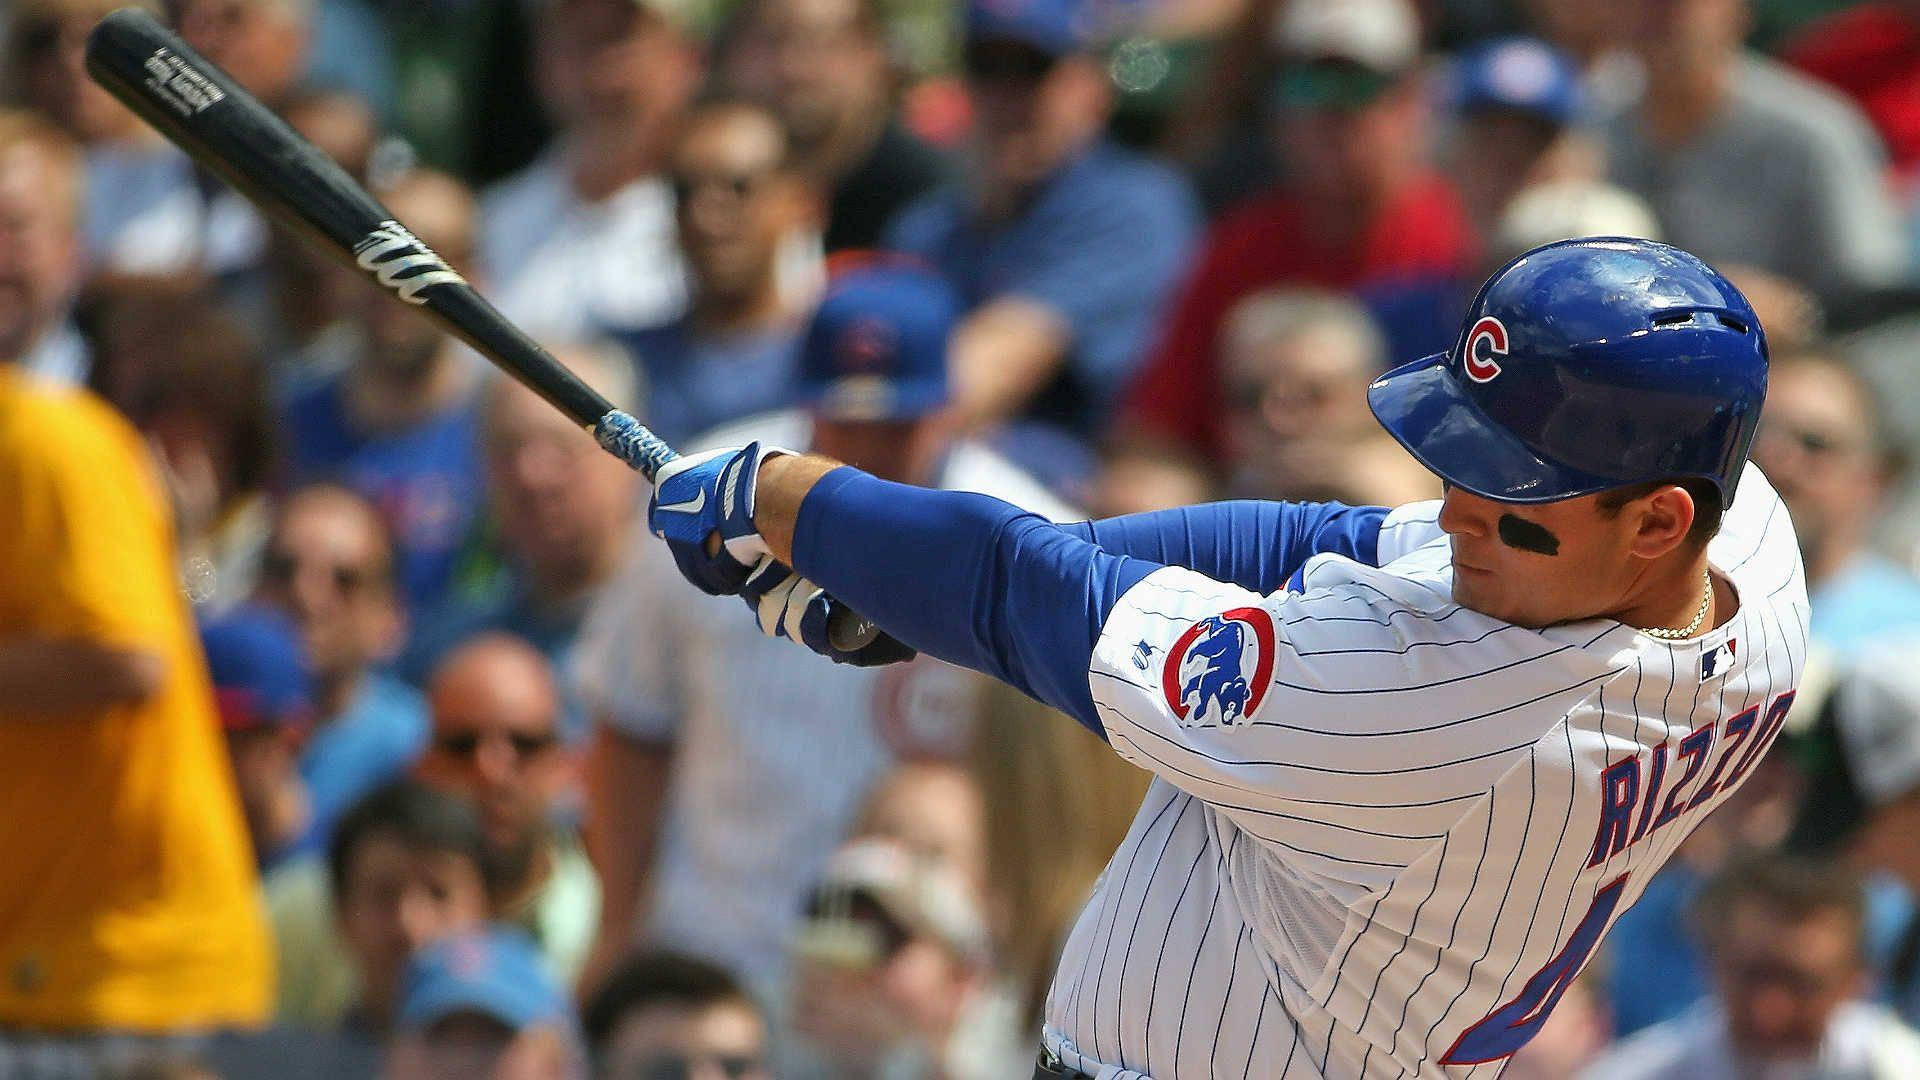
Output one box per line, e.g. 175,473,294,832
1044,468,1808,1079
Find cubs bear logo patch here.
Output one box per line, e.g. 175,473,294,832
1160,607,1276,727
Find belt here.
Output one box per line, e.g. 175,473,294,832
1034,1048,1095,1079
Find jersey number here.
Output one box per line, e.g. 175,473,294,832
1439,873,1628,1065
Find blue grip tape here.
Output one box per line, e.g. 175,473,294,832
594,410,678,481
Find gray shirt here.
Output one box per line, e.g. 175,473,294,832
1606,55,1908,304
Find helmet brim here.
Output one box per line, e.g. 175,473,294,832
1368,352,1624,504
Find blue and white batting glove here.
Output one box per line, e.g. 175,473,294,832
648,442,791,595
740,557,918,667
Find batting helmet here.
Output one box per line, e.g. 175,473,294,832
1369,237,1768,505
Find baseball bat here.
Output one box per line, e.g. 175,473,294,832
84,7,880,650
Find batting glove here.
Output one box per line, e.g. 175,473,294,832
648,442,791,595
740,557,918,667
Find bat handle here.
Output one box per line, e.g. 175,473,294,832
590,409,882,650
593,409,679,481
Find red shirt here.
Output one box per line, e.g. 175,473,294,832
1121,173,1475,460
1784,4,1920,179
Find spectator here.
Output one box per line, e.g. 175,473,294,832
574,263,1074,1003
260,90,382,372
385,927,580,1080
0,107,84,384
418,635,601,988
480,0,698,344
883,0,1199,451
1488,177,1663,268
1793,649,1920,1022
1214,288,1436,506
1782,2,1920,186
607,97,817,447
1751,351,1920,649
1604,0,1907,307
788,835,1022,1080
1,0,204,277
200,607,316,868
269,779,496,1033
719,0,951,251
1442,36,1602,245
1083,440,1216,519
1120,0,1475,464
86,279,278,615
255,484,429,859
0,111,271,1070
967,679,1149,1029
1518,0,1642,115
1584,854,1920,1080
173,0,316,283
1506,971,1613,1080
584,952,769,1080
279,169,485,615
402,343,641,714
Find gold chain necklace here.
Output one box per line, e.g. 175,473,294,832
1639,571,1713,640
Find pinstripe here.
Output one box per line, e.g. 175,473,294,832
1041,476,1804,1079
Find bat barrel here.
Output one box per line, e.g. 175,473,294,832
83,7,619,432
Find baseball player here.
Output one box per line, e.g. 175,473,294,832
646,237,1807,1078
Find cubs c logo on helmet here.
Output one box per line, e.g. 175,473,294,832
1463,316,1508,383
1161,607,1276,728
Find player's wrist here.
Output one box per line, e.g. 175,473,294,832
753,453,846,565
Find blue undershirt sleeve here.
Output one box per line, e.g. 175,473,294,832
790,468,1159,739
1058,501,1390,591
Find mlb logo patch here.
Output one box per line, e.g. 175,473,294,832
1701,638,1737,682
1160,607,1276,728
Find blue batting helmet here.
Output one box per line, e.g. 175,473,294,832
1369,237,1768,505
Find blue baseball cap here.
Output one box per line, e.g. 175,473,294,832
965,0,1091,57
198,607,313,732
1448,37,1582,128
399,926,570,1032
799,260,959,423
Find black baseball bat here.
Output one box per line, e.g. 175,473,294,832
84,7,881,649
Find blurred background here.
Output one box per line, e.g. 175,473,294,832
5,0,1920,1076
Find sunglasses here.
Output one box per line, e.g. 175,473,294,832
670,169,776,205
261,550,385,596
608,1054,763,1080
433,729,559,761
799,887,912,967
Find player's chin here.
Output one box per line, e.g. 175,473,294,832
1452,572,1533,627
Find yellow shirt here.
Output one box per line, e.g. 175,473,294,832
0,368,271,1031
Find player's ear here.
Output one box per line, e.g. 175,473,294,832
1627,485,1696,560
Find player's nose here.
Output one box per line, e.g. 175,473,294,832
1438,486,1494,539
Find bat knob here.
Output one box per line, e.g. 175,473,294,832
828,609,882,652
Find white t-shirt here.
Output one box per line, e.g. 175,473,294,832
479,146,687,345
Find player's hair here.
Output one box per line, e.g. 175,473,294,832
0,108,84,227
581,951,762,1053
1593,476,1723,547
1690,851,1867,961
326,779,506,902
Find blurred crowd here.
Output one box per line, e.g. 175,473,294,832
7,0,1920,1076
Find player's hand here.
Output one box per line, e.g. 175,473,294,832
648,442,790,595
740,557,918,667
